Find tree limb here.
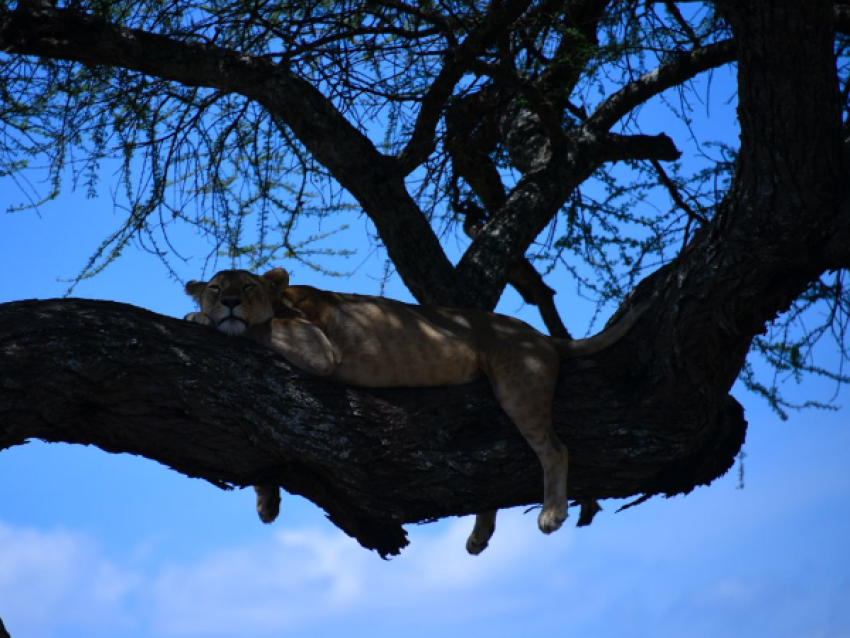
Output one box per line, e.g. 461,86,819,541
0,297,745,557
599,133,682,163
462,201,571,338
453,130,624,307
584,39,736,133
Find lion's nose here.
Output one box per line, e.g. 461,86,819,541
221,298,242,310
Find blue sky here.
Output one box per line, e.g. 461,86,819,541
1,64,849,638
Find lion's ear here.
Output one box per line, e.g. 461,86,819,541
262,268,290,289
185,280,208,302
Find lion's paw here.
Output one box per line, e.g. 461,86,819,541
254,485,281,524
537,505,567,535
184,311,214,326
466,533,490,556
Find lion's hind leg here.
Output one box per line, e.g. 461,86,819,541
254,484,281,524
466,510,497,555
487,351,569,536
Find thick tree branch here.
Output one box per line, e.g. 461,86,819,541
445,89,509,213
468,61,565,142
454,125,656,307
537,0,610,108
599,133,682,163
454,154,582,308
645,1,850,34
462,201,571,338
0,297,745,557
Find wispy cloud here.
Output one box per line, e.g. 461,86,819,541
148,511,573,635
1,440,848,638
0,510,571,637
0,521,139,637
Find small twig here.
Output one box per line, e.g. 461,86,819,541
663,0,702,48
650,158,709,226
616,492,653,513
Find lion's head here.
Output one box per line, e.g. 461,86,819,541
185,268,290,336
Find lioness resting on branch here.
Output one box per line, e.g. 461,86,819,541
185,268,642,554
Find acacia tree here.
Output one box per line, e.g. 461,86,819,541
1,0,848,576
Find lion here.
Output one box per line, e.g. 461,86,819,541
185,268,642,554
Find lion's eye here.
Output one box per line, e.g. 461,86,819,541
243,284,255,292
208,285,220,293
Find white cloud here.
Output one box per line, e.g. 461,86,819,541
0,509,575,638
148,528,363,635
0,521,139,637
701,579,760,605
1,461,847,638
148,510,575,636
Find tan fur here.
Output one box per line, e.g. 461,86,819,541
185,268,641,554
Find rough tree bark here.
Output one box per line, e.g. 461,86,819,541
0,297,744,557
0,0,847,561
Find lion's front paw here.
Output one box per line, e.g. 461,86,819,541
537,505,567,535
184,311,214,326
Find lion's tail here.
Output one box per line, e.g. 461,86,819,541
552,303,645,359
